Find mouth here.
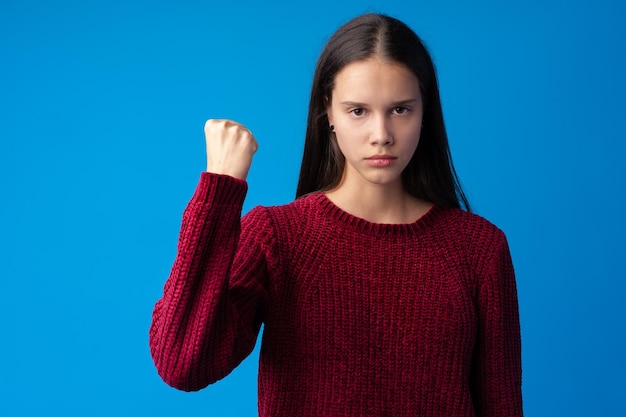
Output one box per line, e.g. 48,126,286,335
364,155,397,167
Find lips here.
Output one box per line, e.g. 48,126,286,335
364,154,397,167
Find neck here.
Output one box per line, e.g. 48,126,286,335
325,179,432,224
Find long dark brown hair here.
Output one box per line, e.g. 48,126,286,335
295,13,470,211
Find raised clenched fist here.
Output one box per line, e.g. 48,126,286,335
204,119,258,180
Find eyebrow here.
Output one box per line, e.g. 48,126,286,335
339,99,419,107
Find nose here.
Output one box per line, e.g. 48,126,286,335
370,114,393,146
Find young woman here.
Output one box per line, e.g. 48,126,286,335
150,13,523,416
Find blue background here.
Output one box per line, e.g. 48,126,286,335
1,0,625,415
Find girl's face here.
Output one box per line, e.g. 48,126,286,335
326,58,423,191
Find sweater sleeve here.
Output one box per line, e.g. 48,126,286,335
149,172,270,392
470,231,523,416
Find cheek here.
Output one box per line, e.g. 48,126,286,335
335,134,366,164
401,122,422,141
333,134,349,156
329,128,350,161
401,128,422,161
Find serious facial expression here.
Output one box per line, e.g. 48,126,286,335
327,58,423,190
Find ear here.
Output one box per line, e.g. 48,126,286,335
324,95,334,125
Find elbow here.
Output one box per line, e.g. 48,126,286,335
150,344,224,392
157,367,211,392
151,350,215,392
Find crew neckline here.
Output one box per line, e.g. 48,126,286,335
307,192,443,237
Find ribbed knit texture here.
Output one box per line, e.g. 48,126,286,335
150,172,523,417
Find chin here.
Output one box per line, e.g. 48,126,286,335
364,175,403,187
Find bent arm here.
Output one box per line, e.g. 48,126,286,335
149,173,269,391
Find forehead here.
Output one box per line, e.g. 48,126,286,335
332,58,421,101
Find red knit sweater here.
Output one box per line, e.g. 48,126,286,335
150,173,523,416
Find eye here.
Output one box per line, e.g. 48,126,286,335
349,108,365,117
393,106,410,115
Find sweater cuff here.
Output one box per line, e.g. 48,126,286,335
191,172,248,206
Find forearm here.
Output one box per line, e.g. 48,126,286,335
149,173,251,391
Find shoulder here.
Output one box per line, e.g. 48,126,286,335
244,193,321,224
241,193,322,235
239,194,324,264
432,208,514,284
432,207,509,254
437,206,505,237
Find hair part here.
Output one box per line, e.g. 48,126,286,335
296,13,470,211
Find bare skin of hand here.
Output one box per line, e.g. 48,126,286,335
204,119,258,180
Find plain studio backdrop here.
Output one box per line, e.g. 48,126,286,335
1,0,624,415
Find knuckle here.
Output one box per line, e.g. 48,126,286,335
204,119,222,134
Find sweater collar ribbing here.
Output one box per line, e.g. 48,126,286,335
305,192,444,237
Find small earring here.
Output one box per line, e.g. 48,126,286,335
330,125,335,131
